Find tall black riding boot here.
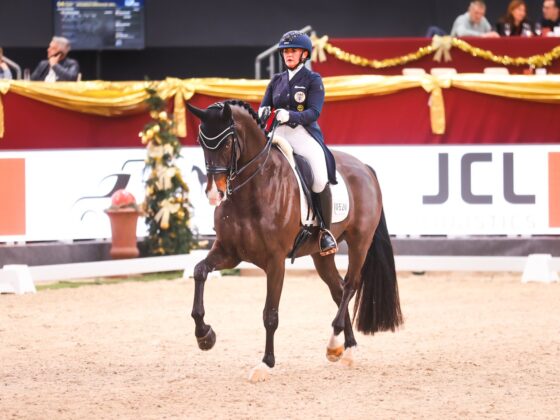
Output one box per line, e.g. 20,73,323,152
313,185,338,256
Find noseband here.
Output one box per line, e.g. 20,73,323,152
198,120,273,197
198,123,238,175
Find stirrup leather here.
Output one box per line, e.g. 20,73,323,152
319,228,338,256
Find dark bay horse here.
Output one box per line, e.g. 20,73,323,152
187,100,402,382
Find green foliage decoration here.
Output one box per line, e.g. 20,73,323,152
141,87,194,255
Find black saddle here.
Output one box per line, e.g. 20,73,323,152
293,154,314,203
294,154,319,225
288,154,316,262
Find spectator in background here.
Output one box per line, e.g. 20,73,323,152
31,37,80,82
451,1,500,37
540,0,560,33
496,0,533,36
0,48,13,80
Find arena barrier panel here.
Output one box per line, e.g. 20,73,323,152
1,145,560,243
1,252,558,293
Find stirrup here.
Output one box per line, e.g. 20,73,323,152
319,229,338,256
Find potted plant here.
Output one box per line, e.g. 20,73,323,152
105,189,141,259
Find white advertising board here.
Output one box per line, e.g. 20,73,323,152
344,145,560,236
1,144,559,242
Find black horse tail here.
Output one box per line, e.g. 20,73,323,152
353,170,403,335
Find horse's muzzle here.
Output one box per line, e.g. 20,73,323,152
206,174,227,206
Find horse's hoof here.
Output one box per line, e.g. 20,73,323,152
248,362,271,383
196,326,216,351
326,345,344,362
326,333,344,362
340,346,357,367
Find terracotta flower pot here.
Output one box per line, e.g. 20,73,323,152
105,208,140,259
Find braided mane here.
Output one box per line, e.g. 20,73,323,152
223,99,265,130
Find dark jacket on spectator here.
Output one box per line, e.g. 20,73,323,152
31,57,80,81
540,17,560,30
496,18,533,36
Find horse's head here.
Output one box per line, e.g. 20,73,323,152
187,102,237,206
188,100,271,206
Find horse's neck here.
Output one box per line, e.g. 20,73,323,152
236,143,289,198
238,124,268,167
225,151,298,236
231,128,285,197
232,110,292,198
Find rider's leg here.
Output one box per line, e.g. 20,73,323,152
275,125,328,192
314,184,338,255
277,126,337,255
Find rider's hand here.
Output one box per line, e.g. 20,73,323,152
276,109,290,123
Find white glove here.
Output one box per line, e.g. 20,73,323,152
276,109,290,123
258,106,270,119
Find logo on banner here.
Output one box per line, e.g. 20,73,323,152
423,153,536,205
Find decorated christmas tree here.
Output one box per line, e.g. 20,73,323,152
140,86,194,255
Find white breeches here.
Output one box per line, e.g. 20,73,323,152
275,125,328,193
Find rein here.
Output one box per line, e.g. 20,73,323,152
198,120,277,197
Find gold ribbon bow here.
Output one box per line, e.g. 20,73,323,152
158,78,196,138
431,35,453,63
310,34,329,63
155,165,177,190
148,143,174,160
154,198,181,230
420,74,452,135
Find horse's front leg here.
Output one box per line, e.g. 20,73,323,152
248,257,285,383
191,242,239,351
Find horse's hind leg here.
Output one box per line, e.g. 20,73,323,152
192,241,239,351
312,254,357,363
325,235,372,366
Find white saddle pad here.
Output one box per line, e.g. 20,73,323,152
273,136,350,226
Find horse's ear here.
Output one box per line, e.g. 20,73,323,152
186,102,206,121
221,102,232,121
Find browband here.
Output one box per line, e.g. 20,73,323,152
198,124,235,150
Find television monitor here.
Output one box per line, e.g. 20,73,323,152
53,0,145,50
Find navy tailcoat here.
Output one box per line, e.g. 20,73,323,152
260,67,337,185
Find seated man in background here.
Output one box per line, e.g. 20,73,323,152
541,0,560,33
451,0,500,37
0,48,13,80
31,37,80,82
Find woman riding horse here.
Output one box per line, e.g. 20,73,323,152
187,98,402,382
259,30,338,256
186,31,402,383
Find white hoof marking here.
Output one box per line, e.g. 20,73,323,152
326,333,344,362
248,362,271,383
340,346,357,367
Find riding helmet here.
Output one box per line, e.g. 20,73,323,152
277,31,313,58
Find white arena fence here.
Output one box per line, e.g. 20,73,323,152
1,251,558,295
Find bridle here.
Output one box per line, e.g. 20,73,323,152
198,118,274,197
